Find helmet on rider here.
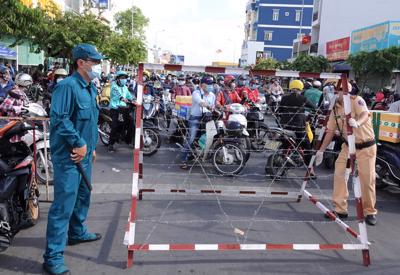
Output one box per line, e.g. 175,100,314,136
312,80,322,89
237,75,248,87
224,75,235,86
115,71,128,86
15,73,33,88
289,79,304,92
54,68,68,83
304,79,312,90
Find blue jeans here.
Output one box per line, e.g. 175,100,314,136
181,116,202,162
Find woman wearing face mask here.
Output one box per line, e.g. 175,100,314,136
171,74,191,100
247,78,261,104
108,70,134,152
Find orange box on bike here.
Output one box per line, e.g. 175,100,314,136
371,111,400,143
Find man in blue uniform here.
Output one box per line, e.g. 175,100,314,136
43,44,105,275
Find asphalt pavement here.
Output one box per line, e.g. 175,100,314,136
1,118,400,275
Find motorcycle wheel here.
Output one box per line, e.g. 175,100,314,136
25,181,40,227
376,158,389,190
143,128,161,156
212,142,245,176
265,148,288,179
99,121,111,146
250,125,269,152
36,148,54,185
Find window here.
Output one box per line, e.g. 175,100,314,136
264,31,273,41
272,9,279,21
265,51,273,58
295,10,302,22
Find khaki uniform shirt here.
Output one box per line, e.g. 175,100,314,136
327,96,375,144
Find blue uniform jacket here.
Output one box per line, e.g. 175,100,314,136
0,80,14,98
49,72,99,164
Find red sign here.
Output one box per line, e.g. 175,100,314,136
302,35,311,45
326,37,350,61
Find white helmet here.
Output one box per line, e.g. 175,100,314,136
313,80,322,88
15,73,33,87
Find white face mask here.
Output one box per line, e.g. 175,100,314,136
86,63,102,80
178,80,185,86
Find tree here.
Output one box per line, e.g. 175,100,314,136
251,58,280,70
291,55,331,72
348,47,400,89
114,7,149,39
0,0,49,46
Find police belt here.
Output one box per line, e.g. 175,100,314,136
344,139,376,150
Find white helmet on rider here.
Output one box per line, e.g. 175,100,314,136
15,73,33,87
313,80,322,88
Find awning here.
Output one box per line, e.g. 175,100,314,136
0,43,17,58
331,61,351,71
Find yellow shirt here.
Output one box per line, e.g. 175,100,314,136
327,96,375,143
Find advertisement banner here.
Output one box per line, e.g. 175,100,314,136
326,37,350,61
169,55,185,65
350,21,390,54
90,0,109,9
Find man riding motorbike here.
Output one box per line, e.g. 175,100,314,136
108,71,135,153
171,74,192,100
216,75,242,109
278,79,317,178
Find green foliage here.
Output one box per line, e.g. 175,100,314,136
114,7,149,39
0,0,148,66
291,55,330,72
252,58,280,70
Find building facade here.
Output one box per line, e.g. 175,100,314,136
310,0,400,57
241,0,314,65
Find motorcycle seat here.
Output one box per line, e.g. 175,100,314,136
379,141,400,152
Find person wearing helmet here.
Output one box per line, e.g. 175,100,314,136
0,66,14,98
247,78,261,103
0,73,31,117
108,70,135,153
48,68,69,93
235,75,251,99
216,76,242,109
303,80,323,112
180,76,216,169
315,81,378,226
278,79,317,176
171,74,191,100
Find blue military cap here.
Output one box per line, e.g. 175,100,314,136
72,43,107,61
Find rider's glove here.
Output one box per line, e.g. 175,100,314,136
315,150,324,167
348,118,359,128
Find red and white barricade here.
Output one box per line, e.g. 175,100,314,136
123,64,371,267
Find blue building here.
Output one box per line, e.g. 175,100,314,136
241,0,314,64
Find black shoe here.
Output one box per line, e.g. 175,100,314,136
365,215,377,226
68,233,102,246
108,145,115,153
324,210,348,220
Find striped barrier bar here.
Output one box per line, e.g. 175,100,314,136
138,188,300,200
342,75,371,266
128,243,368,251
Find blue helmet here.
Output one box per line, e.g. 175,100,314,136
115,70,128,78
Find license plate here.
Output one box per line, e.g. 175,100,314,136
264,140,281,150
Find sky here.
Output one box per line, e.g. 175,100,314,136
109,0,249,66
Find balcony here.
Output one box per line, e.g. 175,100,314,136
310,43,318,54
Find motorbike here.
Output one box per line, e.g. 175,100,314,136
98,100,161,156
27,83,44,103
269,92,282,114
185,110,247,176
375,141,400,189
371,89,394,111
0,121,40,252
225,103,251,162
246,99,270,152
264,125,308,179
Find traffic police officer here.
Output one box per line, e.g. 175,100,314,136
315,82,378,226
43,44,104,275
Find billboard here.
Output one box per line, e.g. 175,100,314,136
169,55,185,65
326,37,350,61
351,21,400,54
91,0,109,9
